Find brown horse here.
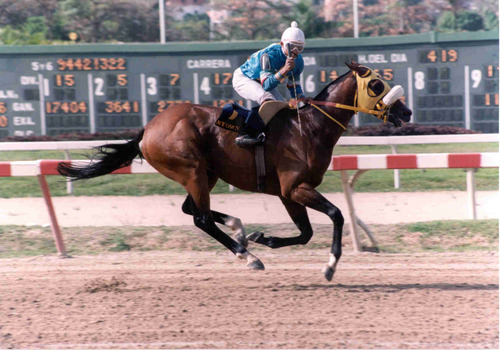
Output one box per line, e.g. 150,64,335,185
58,61,411,281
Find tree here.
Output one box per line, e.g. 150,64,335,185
169,13,210,41
0,0,498,45
437,11,457,32
483,10,499,30
50,8,70,41
0,0,57,27
456,10,484,31
211,0,291,41
59,0,109,42
437,9,484,32
284,0,328,39
107,1,159,42
59,0,159,43
0,0,66,41
356,0,433,36
390,0,433,34
0,16,48,45
321,0,354,37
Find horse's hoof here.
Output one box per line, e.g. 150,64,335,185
234,232,249,248
362,246,380,253
322,265,335,281
236,252,265,270
247,231,264,242
247,258,265,270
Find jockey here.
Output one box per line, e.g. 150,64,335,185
232,21,309,147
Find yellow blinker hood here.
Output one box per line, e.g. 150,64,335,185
353,68,392,111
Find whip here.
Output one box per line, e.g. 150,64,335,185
287,43,303,137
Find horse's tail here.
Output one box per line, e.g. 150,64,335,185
57,129,145,181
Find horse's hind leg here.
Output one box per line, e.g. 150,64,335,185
181,196,248,248
184,174,263,270
247,196,313,248
181,172,248,247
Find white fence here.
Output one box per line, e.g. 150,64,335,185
1,134,498,254
0,134,498,151
1,151,498,255
1,133,497,190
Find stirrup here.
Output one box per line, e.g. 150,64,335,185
235,132,265,148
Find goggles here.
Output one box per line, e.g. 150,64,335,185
286,43,304,53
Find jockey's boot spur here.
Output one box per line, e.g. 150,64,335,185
235,131,266,148
235,106,266,148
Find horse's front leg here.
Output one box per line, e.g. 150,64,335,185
247,196,313,248
287,183,344,281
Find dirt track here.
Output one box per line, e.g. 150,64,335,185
0,191,498,349
0,249,498,349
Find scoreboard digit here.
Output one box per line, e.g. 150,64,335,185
413,47,465,129
191,56,244,108
94,70,141,131
470,64,498,132
0,31,497,137
45,70,89,136
146,73,185,116
0,102,8,139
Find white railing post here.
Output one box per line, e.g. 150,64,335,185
64,149,73,194
340,170,363,252
391,144,400,189
37,174,68,258
466,169,477,219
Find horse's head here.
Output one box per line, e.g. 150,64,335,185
346,61,412,127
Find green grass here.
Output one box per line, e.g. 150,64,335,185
99,233,131,252
376,220,499,253
317,168,498,192
0,226,57,258
0,219,497,258
333,142,498,155
397,219,499,252
0,143,497,198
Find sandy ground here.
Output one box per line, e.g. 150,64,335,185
0,192,498,349
0,191,498,227
0,250,498,349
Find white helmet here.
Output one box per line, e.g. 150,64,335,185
281,21,305,47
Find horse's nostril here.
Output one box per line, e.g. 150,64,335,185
404,110,412,117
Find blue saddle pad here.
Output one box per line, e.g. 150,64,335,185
215,102,249,133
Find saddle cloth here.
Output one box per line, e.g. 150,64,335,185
215,101,290,133
215,102,247,133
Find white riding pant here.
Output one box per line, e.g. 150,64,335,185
232,68,285,105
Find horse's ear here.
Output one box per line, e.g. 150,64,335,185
346,60,370,76
345,60,358,71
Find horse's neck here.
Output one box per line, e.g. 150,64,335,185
304,78,357,150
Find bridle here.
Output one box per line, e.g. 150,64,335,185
307,100,389,131
299,69,404,131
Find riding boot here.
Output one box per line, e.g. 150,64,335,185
235,106,266,148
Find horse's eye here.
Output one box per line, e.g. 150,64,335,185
368,79,385,97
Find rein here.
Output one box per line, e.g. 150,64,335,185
309,103,347,131
303,99,389,131
298,68,396,130
291,75,303,136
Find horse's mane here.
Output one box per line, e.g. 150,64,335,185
313,69,352,102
